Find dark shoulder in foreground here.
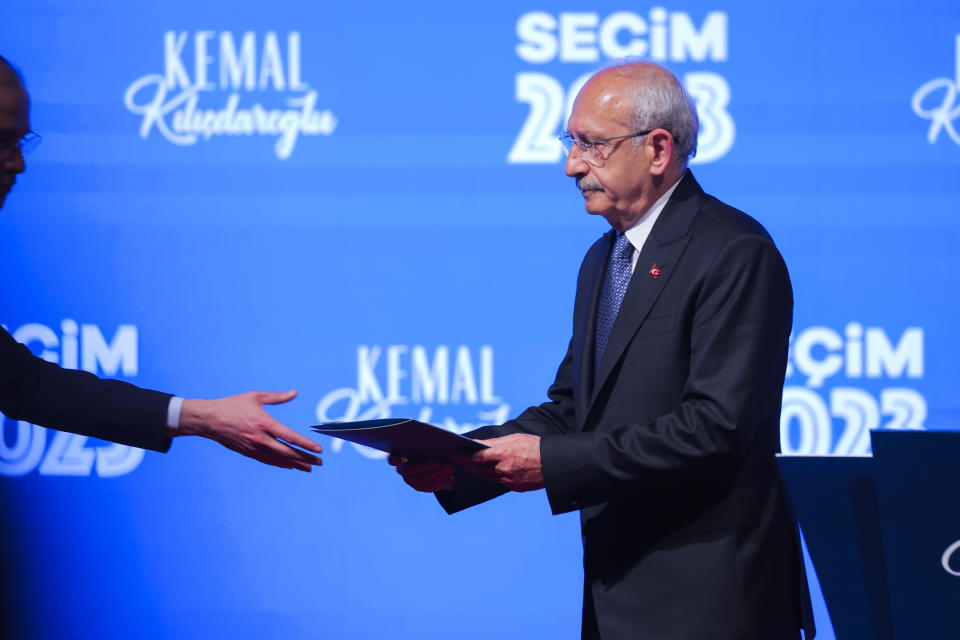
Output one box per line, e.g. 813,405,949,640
697,190,773,242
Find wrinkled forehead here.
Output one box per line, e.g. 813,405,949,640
0,83,30,134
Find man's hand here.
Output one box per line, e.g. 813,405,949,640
461,433,544,492
388,454,455,492
177,390,322,472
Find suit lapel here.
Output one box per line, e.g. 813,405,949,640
586,171,705,416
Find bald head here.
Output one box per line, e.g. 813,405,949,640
0,54,30,210
592,61,699,170
0,55,25,89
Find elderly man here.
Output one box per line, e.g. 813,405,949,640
393,61,815,639
0,54,322,471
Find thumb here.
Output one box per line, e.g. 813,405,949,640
257,390,298,405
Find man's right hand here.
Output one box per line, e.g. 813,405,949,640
177,390,323,471
388,454,455,492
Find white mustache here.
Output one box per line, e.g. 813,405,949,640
577,178,603,192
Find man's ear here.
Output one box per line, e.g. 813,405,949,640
647,129,675,176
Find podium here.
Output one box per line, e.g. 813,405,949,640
778,430,960,640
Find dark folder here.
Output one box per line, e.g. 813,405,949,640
312,418,487,462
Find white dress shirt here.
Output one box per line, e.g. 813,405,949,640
622,177,682,273
166,396,184,430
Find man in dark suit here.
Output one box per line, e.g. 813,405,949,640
393,61,815,639
0,54,322,471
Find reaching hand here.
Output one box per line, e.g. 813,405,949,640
177,390,323,471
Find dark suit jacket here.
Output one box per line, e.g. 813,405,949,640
438,172,816,640
0,325,171,452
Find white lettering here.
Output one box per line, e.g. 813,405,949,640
515,12,558,64
507,73,564,163
0,422,46,476
61,319,79,370
649,7,669,60
288,32,307,91
411,346,450,404
259,32,285,90
124,79,337,160
831,387,879,456
0,320,148,477
12,323,59,363
164,31,191,89
95,442,146,477
866,328,923,379
780,387,832,455
559,13,599,63
451,346,479,404
220,32,256,91
194,31,216,90
81,324,137,376
789,326,924,387
480,346,500,404
131,31,331,159
515,9,728,64
780,386,928,455
845,322,863,377
881,388,927,430
793,327,843,388
357,346,384,403
669,11,727,62
598,12,648,58
39,432,95,476
386,345,409,403
942,539,960,577
684,71,735,164
912,34,960,146
509,70,732,165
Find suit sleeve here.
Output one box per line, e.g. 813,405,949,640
0,327,173,452
435,337,578,514
539,234,792,514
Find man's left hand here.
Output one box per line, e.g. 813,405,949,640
461,433,544,492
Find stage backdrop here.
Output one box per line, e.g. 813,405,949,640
2,1,958,638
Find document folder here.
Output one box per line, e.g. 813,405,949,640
312,418,487,462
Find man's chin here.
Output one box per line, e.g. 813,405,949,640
582,196,609,218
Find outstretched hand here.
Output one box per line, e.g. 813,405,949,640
178,390,323,471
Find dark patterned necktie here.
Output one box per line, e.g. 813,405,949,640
594,232,634,375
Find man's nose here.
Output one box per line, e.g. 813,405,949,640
564,143,588,177
2,148,26,175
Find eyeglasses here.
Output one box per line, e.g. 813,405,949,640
558,129,652,167
0,131,41,162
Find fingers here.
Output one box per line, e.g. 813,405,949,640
256,389,298,405
467,436,506,465
396,460,454,492
469,448,498,465
271,422,324,453
256,438,323,472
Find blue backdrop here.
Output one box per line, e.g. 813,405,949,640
2,1,958,638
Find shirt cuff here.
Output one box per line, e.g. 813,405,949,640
166,396,185,431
